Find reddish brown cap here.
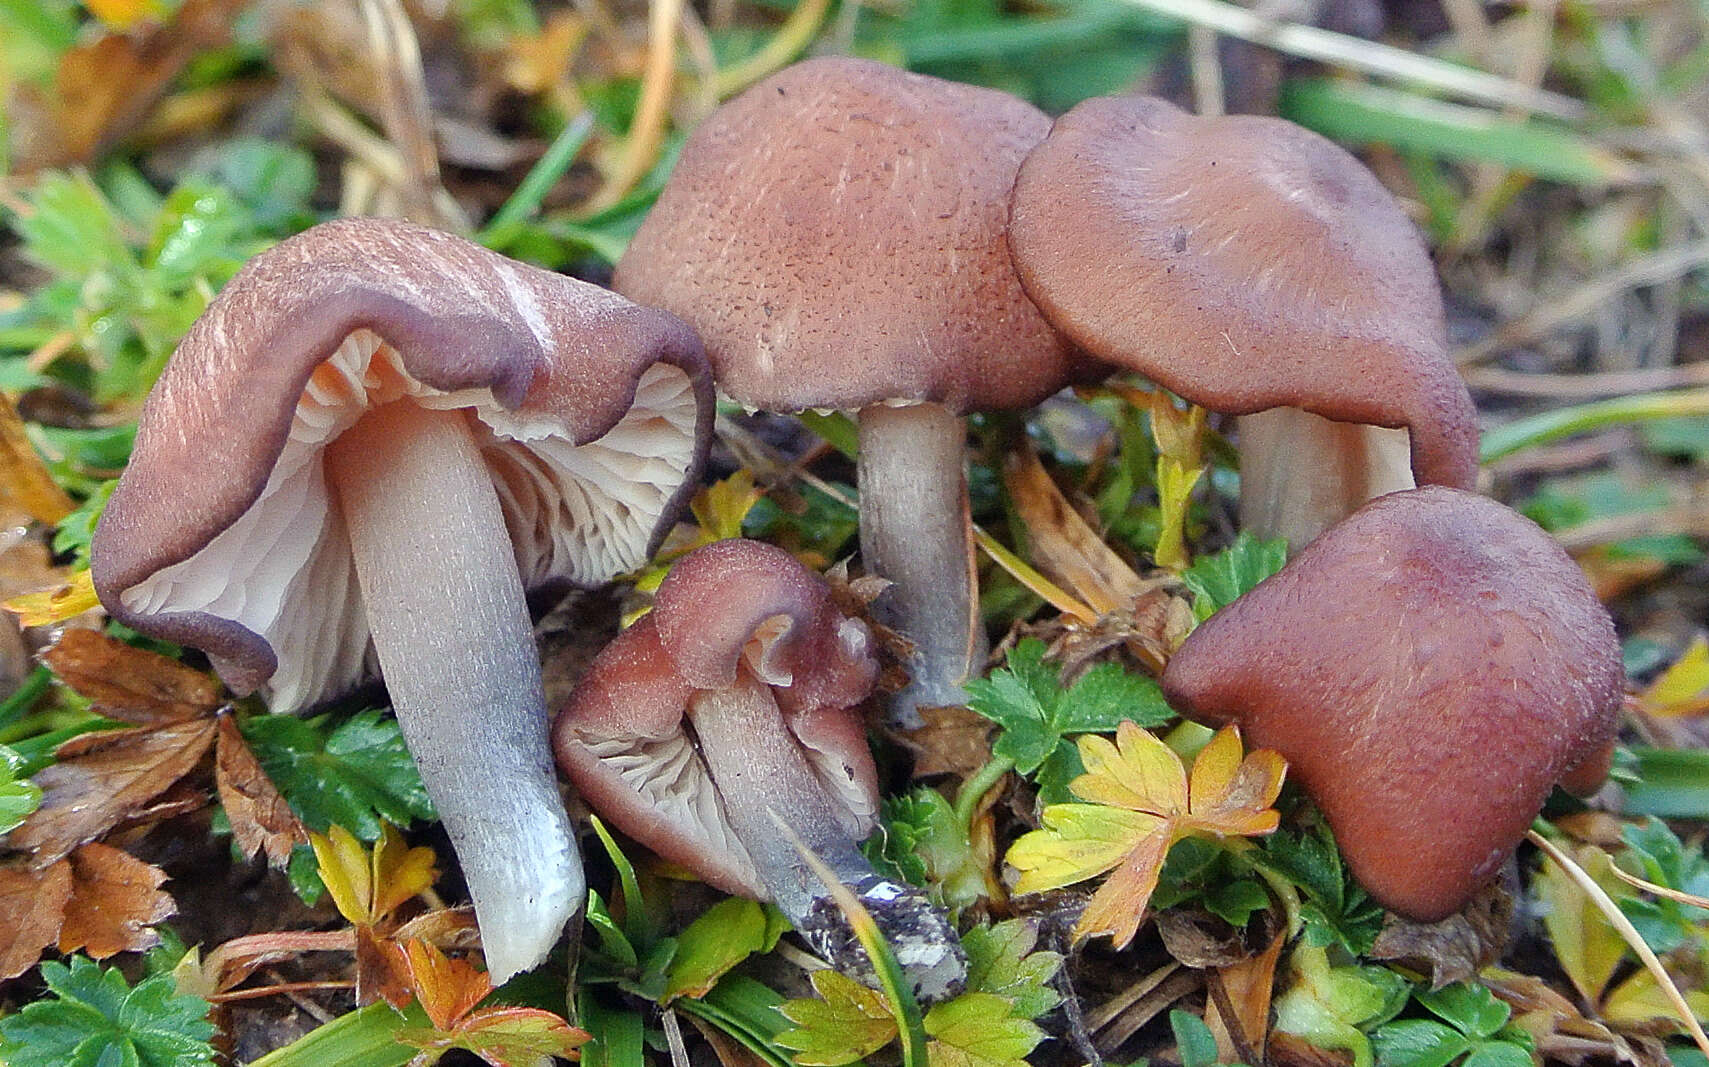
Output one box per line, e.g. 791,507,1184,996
1009,94,1477,491
553,539,880,896
614,56,1087,415
1160,486,1623,920
93,217,713,708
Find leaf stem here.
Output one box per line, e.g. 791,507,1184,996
954,756,1015,835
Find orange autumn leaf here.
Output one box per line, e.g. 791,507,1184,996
57,841,176,958
393,939,589,1066
1007,723,1285,947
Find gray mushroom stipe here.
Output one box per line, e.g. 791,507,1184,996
554,539,967,1003
92,217,714,983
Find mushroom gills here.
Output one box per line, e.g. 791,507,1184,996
327,400,583,984
687,668,967,1003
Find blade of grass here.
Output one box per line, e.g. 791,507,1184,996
1280,79,1632,185
1109,0,1585,118
1481,389,1709,463
588,813,655,947
248,1001,430,1067
973,525,1101,626
478,111,595,240
1624,747,1709,819
1528,828,1709,1058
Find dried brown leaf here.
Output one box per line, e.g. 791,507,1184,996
44,629,221,725
1004,443,1148,616
357,924,413,1009
10,718,217,864
0,860,73,979
1207,927,1284,1065
0,394,74,523
1370,883,1513,988
215,715,307,869
898,703,994,780
57,841,175,958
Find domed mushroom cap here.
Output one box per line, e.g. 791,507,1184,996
93,217,714,709
553,539,881,897
614,56,1085,415
1160,486,1623,920
1009,94,1477,491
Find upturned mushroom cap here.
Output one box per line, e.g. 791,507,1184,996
93,216,713,709
1160,486,1623,920
613,56,1086,415
1008,94,1477,491
553,539,881,896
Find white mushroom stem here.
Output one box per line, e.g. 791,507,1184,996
326,401,582,984
1235,408,1415,549
688,669,966,1003
857,402,985,727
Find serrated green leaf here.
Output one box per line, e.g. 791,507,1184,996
240,709,435,839
960,920,1062,1020
0,956,216,1067
869,787,987,908
0,741,43,833
923,993,1044,1067
1259,825,1382,955
1179,532,1288,623
1057,662,1174,733
777,970,899,1066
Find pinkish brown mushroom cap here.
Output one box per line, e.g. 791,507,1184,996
554,539,966,1001
1008,94,1475,488
613,55,1087,415
94,216,713,706
1160,486,1623,921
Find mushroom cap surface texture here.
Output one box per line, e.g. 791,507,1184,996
1159,486,1623,920
552,539,880,896
1008,93,1477,491
612,55,1087,415
93,216,714,709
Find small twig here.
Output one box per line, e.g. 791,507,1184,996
1608,863,1709,909
1465,362,1709,398
1527,829,1709,1058
586,0,683,211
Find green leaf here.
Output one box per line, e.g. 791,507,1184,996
777,970,899,1066
240,709,435,839
665,898,785,1002
1258,825,1383,955
0,956,216,1067
0,741,43,832
960,920,1062,1021
1413,985,1511,1041
50,479,117,569
1615,818,1709,953
923,992,1045,1067
966,639,1173,783
868,787,987,908
1179,532,1288,623
1171,1009,1222,1067
1625,747,1709,819
1373,1019,1473,1067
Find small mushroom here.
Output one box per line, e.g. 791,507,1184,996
1009,94,1478,548
553,539,967,1002
92,218,714,980
1160,486,1623,920
614,56,1091,724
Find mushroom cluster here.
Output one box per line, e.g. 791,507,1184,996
92,217,714,981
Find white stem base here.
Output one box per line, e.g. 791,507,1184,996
858,403,985,727
328,402,582,984
1236,408,1414,549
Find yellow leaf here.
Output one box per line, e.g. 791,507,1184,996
777,968,901,1066
1006,723,1284,949
0,393,74,524
1074,824,1173,948
310,826,375,926
1009,804,1166,895
1640,636,1709,718
1602,966,1709,1030
1535,845,1630,1004
370,823,438,923
6,570,100,626
690,470,762,542
82,0,168,29
1072,723,1187,814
